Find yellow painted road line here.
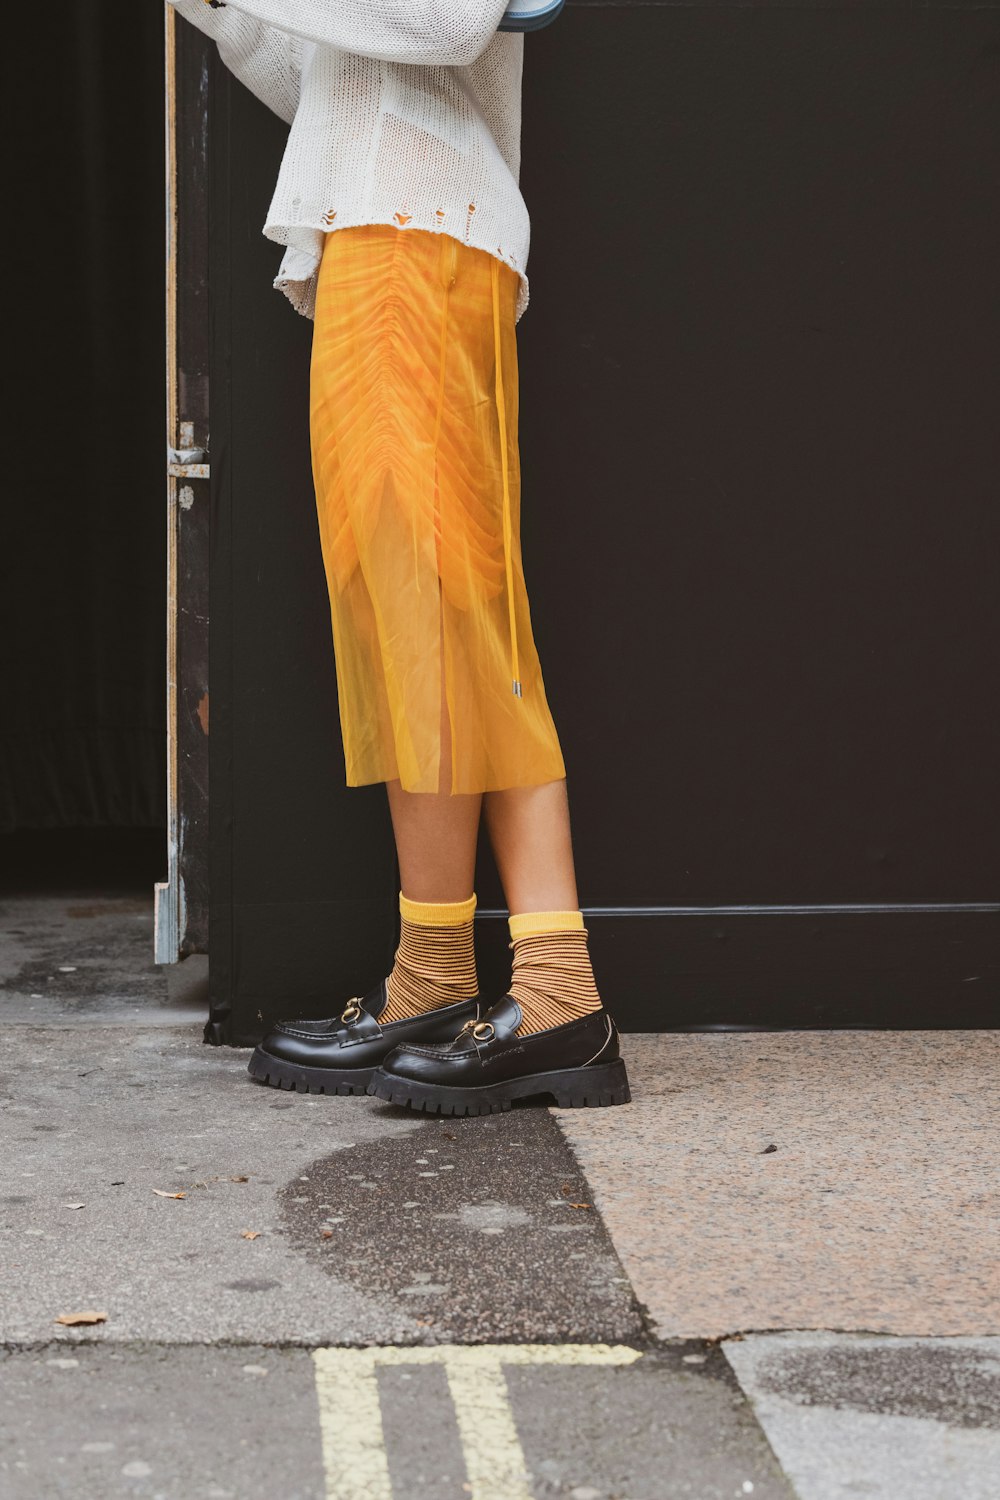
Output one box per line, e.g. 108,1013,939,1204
445,1357,533,1500
312,1344,642,1500
361,1343,642,1368
312,1349,392,1500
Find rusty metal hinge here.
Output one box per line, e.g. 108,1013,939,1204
168,420,210,479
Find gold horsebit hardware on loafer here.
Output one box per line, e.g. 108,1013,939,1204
340,997,364,1024
459,1019,495,1042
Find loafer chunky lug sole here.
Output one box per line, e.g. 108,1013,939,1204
246,1055,376,1096
367,1058,630,1114
367,995,631,1116
247,979,479,1095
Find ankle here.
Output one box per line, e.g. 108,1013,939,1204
506,912,602,1037
381,891,479,1024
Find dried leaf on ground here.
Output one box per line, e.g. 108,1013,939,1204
54,1310,107,1326
152,1189,187,1200
320,1229,334,1239
240,1230,261,1240
230,1176,250,1183
568,1203,591,1210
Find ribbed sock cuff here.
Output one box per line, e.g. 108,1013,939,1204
508,909,585,941
400,891,477,926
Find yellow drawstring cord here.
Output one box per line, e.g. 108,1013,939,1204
491,256,521,698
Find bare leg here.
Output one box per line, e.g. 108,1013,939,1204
482,777,579,915
385,610,575,909
385,640,482,899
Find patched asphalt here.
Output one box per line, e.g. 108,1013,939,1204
278,1108,645,1344
744,1337,1000,1428
725,1333,1000,1500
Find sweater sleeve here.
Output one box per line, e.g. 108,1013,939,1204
218,0,510,68
167,0,303,126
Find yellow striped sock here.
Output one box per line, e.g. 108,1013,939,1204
506,909,602,1037
382,891,479,1023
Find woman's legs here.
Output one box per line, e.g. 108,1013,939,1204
377,656,483,1025
388,710,603,1042
482,779,578,915
385,783,481,900
387,632,578,912
386,618,579,910
383,652,597,1033
385,647,481,901
369,763,623,1110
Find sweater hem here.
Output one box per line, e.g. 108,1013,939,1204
263,217,530,325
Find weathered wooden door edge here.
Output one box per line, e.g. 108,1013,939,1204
155,3,211,964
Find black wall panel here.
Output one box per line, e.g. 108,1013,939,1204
206,2,1000,1041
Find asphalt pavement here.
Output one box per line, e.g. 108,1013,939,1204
1,895,997,1500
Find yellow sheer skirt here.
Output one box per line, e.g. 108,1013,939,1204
309,223,567,794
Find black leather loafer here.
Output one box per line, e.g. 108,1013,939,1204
366,995,631,1115
247,978,480,1095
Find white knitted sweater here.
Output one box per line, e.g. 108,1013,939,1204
167,0,530,322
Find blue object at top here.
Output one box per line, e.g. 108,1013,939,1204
498,0,567,33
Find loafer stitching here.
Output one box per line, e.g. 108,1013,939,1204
386,1010,618,1076
267,1002,481,1051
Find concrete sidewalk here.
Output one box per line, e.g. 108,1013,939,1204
556,1030,1000,1339
1,894,998,1499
